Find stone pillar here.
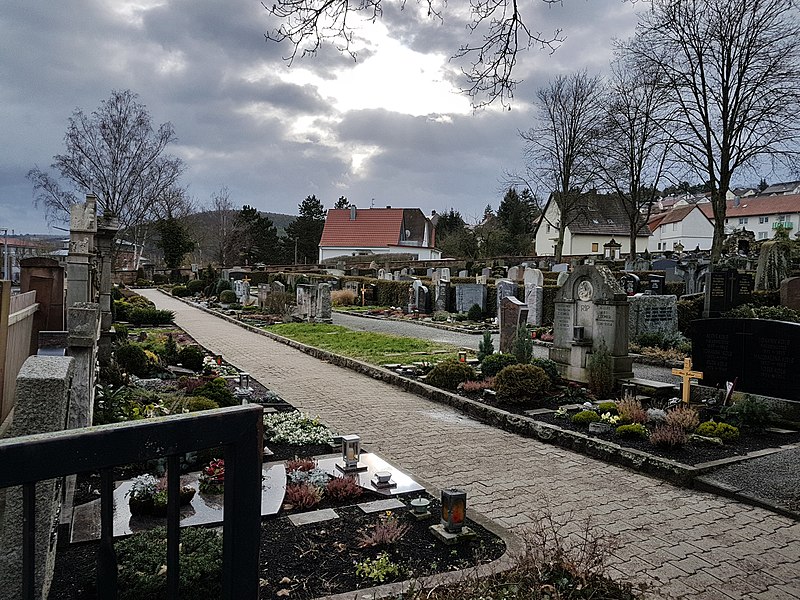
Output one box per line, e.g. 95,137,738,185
65,197,97,310
0,356,74,600
316,283,332,322
66,302,101,429
94,215,119,333
20,258,65,355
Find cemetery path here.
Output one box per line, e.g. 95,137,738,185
140,289,800,600
332,311,676,384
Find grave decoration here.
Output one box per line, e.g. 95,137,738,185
338,434,367,473
198,458,225,494
410,496,431,518
371,470,396,490
126,474,195,516
440,488,467,533
672,358,703,404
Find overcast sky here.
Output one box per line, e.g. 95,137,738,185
1,0,649,234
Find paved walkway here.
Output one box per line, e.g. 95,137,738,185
141,290,800,600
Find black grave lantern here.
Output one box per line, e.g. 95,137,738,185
441,488,467,533
573,326,585,342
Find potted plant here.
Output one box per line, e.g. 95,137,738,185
199,458,225,494
126,474,196,516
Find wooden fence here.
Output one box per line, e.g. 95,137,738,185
0,282,38,424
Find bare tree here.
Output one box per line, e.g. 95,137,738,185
592,55,672,258
210,186,236,267
28,89,185,230
521,71,604,261
263,0,564,106
628,0,800,261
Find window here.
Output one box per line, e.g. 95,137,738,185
657,242,662,250
591,243,599,252
777,214,787,222
725,218,729,224
738,217,749,224
759,216,769,224
758,231,768,240
672,223,678,231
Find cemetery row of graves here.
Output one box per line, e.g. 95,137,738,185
55,286,646,600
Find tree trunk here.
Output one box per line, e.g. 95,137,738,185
629,227,638,260
554,223,567,262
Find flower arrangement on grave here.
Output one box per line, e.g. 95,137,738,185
199,458,225,494
126,474,196,516
201,356,219,377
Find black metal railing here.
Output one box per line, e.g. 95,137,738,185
0,404,264,600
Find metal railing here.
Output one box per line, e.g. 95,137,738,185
0,405,264,600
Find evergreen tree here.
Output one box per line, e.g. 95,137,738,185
496,188,537,255
285,195,326,264
233,205,279,265
334,196,350,209
156,217,195,270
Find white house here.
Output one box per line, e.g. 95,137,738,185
647,205,714,252
700,194,800,240
318,206,441,262
535,193,651,257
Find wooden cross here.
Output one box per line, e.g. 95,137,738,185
672,358,703,404
361,287,366,306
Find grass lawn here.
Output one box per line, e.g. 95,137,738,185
267,323,460,365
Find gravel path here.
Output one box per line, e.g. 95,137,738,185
332,312,677,384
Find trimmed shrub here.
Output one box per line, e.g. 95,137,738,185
219,289,237,304
114,323,129,341
572,410,601,426
721,397,776,432
195,377,237,408
152,273,169,284
178,346,205,372
215,279,232,295
171,285,190,297
480,353,517,378
494,364,550,404
425,360,476,390
696,420,740,443
467,303,484,321
587,345,614,399
115,344,151,378
724,304,800,323
530,357,560,385
677,294,704,337
114,300,133,322
181,396,220,412
615,423,648,439
596,401,618,415
186,279,205,295
117,526,222,599
128,308,175,326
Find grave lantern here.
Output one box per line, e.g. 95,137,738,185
215,354,223,366
340,434,361,470
441,488,467,533
572,326,585,342
238,372,251,389
458,350,467,363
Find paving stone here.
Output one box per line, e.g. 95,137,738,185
288,508,339,526
357,498,405,513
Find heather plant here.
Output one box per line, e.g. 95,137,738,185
649,425,688,449
332,289,357,306
617,397,647,425
326,476,363,501
461,378,495,393
286,457,317,473
284,482,323,509
664,406,700,432
358,511,411,548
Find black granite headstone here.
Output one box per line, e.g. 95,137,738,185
648,275,665,295
619,273,640,296
692,318,800,399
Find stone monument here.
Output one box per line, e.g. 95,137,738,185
499,296,528,353
523,268,544,327
549,265,633,384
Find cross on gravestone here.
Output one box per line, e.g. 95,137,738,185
672,358,703,404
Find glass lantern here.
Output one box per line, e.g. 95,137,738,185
340,434,361,470
440,488,467,534
238,372,250,389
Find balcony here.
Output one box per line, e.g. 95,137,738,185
772,221,793,229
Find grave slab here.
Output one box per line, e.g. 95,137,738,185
70,463,286,542
357,498,406,513
524,408,555,416
288,508,339,526
316,452,425,497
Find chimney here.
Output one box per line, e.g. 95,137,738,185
349,205,357,221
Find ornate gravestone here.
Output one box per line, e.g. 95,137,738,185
499,296,528,353
66,196,98,310
549,265,633,384
435,280,450,312
455,283,487,314
619,273,640,296
495,279,516,317
524,268,544,326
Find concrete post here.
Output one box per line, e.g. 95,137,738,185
0,356,74,600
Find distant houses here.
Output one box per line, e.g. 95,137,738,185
648,206,714,252
699,194,800,240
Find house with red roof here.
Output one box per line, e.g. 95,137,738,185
318,206,441,262
699,194,800,240
647,205,714,252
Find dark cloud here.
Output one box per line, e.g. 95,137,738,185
1,0,646,233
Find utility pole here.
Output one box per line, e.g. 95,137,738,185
1,228,8,281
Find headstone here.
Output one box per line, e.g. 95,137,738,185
507,266,520,281
426,268,434,278
624,258,651,272
652,258,680,282
755,239,791,291
392,271,400,280
692,318,800,399
258,284,271,309
400,268,408,276
475,274,488,285
435,280,450,312
524,268,544,327
440,268,451,283
647,275,665,295
702,270,752,318
495,279,516,316
499,296,528,353
458,270,468,279
549,265,633,384
296,284,315,321
378,268,386,280
481,267,492,280
552,263,569,273
556,271,570,287
780,277,800,311
455,284,487,314
628,295,678,339
316,283,332,321
431,269,441,285
271,280,285,294
619,273,641,296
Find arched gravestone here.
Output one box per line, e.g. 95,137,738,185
549,265,633,384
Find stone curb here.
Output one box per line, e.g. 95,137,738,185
158,292,796,507
692,476,800,522
332,309,497,336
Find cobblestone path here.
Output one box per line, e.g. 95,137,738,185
140,290,800,600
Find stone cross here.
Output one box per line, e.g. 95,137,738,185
672,358,703,404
